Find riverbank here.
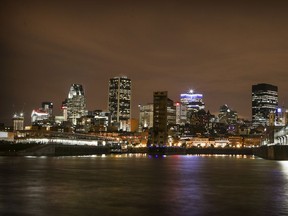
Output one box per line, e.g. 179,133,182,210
0,143,255,156
252,145,288,160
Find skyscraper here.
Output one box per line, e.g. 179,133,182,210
66,84,87,125
218,104,238,124
41,102,53,116
167,98,176,126
108,76,131,131
12,112,24,131
252,83,278,126
175,102,187,125
180,90,205,112
61,99,68,122
139,103,154,131
152,91,168,146
180,89,205,124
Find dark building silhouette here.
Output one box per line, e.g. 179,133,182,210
152,91,168,146
218,104,238,124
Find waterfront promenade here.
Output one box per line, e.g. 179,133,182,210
0,142,254,156
2,142,288,160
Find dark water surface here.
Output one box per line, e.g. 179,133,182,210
0,154,288,216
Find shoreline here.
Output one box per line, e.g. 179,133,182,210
1,143,287,160
0,143,254,156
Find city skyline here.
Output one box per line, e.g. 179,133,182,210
2,0,288,125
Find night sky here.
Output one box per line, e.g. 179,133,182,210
1,0,288,125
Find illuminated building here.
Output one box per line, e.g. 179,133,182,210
139,103,154,131
0,131,14,142
139,100,176,132
252,83,278,126
152,91,168,146
167,98,176,125
31,101,53,124
41,102,53,116
180,90,205,124
88,110,110,132
175,102,187,125
108,76,131,131
31,109,49,123
218,104,238,124
61,99,68,121
54,116,65,125
180,90,205,112
66,84,87,125
12,113,24,131
275,107,288,126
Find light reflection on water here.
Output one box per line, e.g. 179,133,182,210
0,155,287,216
277,161,288,214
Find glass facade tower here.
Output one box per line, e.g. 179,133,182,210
108,76,131,131
252,83,278,126
67,84,87,125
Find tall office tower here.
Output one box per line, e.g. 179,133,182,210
167,98,176,125
108,76,131,131
139,103,154,131
12,112,24,131
61,99,68,121
175,102,187,125
180,90,205,112
152,91,168,146
252,83,278,126
66,84,87,125
218,104,238,124
41,102,53,116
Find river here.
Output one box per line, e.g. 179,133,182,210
0,154,287,216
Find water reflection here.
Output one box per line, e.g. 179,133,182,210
277,161,288,214
0,155,288,216
278,161,288,178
